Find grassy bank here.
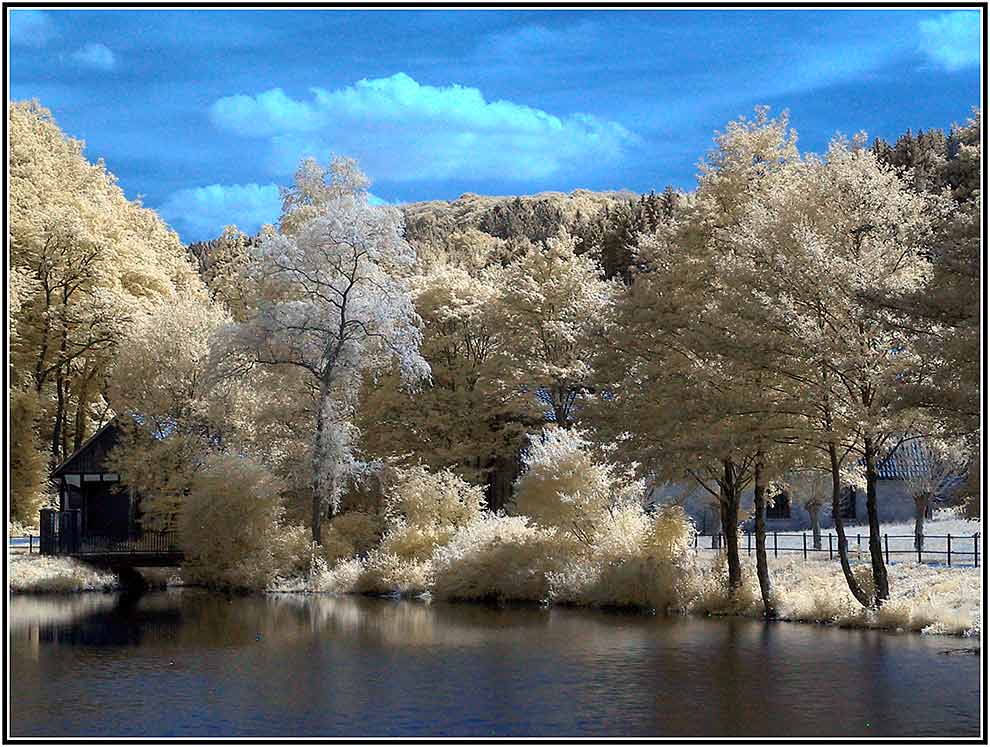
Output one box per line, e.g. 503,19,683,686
8,553,121,593
8,552,183,594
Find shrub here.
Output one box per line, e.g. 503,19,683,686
351,550,433,595
432,514,569,602
380,523,453,561
512,428,645,543
384,465,486,530
548,504,699,612
321,510,384,564
179,454,306,590
9,554,119,593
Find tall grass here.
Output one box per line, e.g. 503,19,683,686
9,554,120,593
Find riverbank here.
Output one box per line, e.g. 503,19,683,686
8,553,121,593
267,550,981,638
7,552,181,593
698,555,981,637
10,546,979,637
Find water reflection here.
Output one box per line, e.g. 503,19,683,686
9,591,981,737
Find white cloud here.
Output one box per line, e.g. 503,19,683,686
919,12,981,72
158,183,282,242
70,43,117,72
10,10,55,47
209,72,638,182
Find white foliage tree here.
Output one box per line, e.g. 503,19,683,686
228,158,429,543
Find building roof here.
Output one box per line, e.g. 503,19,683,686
874,438,957,481
51,418,122,478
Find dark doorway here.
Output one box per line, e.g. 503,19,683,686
83,484,130,539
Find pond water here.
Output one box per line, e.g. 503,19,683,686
8,590,981,737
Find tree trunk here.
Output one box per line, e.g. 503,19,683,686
51,371,65,466
709,505,722,548
808,504,822,550
829,442,872,608
33,286,53,394
72,371,93,452
721,459,742,592
752,457,775,618
311,383,330,545
50,289,71,468
914,500,926,551
552,385,571,429
863,434,890,605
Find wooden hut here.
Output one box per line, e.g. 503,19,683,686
42,418,181,564
50,418,134,541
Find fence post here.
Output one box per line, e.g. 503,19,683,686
773,532,778,558
747,531,751,556
917,537,922,564
802,532,807,560
947,534,952,566
828,533,833,560
857,533,861,558
694,533,698,554
29,535,33,554
975,533,980,568
884,534,890,565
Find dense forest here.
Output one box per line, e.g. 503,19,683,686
8,100,981,621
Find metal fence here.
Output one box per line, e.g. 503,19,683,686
8,535,39,554
695,531,981,567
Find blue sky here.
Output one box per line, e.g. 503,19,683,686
8,8,982,243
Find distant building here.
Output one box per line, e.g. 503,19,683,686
650,440,953,534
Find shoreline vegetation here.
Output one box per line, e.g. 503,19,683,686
10,514,980,639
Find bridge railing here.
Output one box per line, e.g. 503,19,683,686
77,532,181,555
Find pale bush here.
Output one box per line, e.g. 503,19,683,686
270,552,348,593
380,522,453,561
9,554,119,593
432,513,570,602
179,454,305,590
689,552,763,617
270,549,431,596
385,465,486,530
8,519,39,537
512,428,645,543
320,510,384,564
550,505,700,611
691,555,982,636
271,523,312,575
351,550,433,595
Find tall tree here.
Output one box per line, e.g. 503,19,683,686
226,157,429,543
498,229,616,429
595,108,800,604
358,257,536,502
729,135,946,607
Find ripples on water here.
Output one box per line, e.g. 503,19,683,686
8,590,981,737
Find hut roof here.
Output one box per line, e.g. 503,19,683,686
51,418,123,478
